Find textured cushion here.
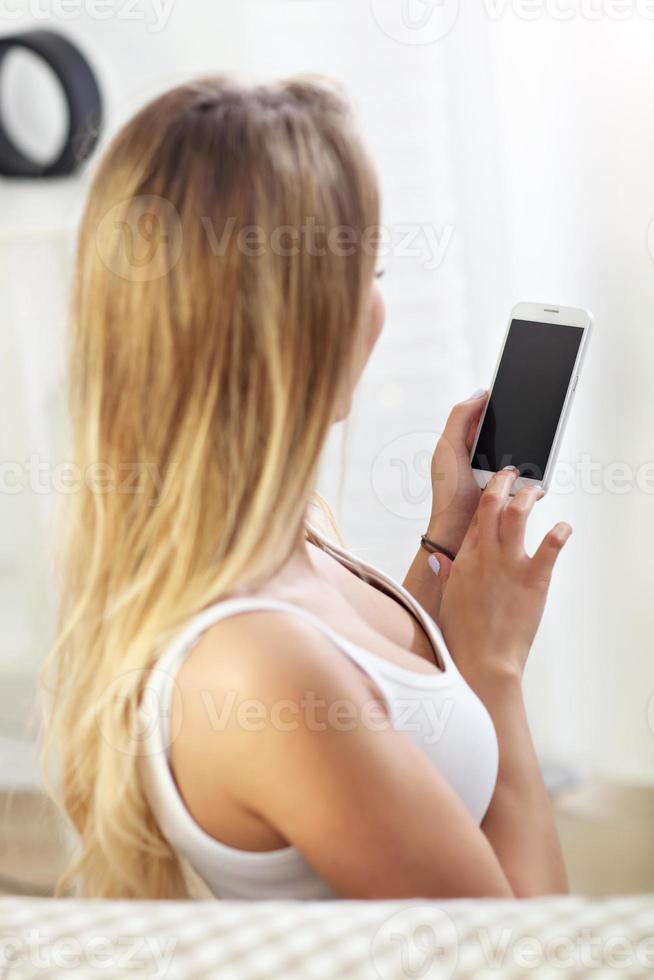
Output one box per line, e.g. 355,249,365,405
1,895,653,978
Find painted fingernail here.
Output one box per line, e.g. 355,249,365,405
428,554,441,576
469,388,486,399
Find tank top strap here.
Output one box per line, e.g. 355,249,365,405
304,521,458,675
145,595,396,752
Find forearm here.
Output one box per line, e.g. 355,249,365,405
472,671,568,897
402,545,448,625
402,510,467,620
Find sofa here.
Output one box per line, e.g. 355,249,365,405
1,894,653,978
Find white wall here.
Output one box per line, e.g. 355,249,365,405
1,0,653,784
480,10,654,783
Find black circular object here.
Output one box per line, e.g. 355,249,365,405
0,29,102,177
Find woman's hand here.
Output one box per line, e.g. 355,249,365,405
426,390,489,555
438,468,572,682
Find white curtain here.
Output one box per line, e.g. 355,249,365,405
1,0,653,786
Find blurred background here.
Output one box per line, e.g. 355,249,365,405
0,0,653,895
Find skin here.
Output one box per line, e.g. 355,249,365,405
171,280,571,898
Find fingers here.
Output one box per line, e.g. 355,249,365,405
443,391,488,456
529,522,573,585
500,485,545,553
476,468,519,548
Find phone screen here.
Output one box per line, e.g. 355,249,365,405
471,318,584,479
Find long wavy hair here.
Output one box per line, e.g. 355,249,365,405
40,76,379,898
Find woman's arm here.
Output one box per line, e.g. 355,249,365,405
402,505,568,895
402,391,486,620
475,672,568,894
402,544,451,625
173,610,516,899
402,398,569,893
439,468,572,895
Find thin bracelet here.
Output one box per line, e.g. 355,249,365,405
420,535,457,563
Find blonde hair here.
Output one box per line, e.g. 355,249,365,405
41,76,379,898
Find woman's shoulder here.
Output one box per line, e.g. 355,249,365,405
174,603,376,709
168,605,389,813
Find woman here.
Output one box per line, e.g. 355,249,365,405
43,76,571,900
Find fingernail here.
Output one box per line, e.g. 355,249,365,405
428,554,441,576
469,388,486,399
502,465,518,472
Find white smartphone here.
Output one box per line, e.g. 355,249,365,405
470,302,593,494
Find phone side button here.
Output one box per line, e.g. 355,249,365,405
572,375,579,392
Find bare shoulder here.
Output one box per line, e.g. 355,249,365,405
170,606,388,817
168,607,385,852
175,606,380,709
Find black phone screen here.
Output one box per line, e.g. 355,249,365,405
471,318,584,480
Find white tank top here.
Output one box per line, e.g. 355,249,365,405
139,526,499,899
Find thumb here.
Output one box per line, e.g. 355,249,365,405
443,390,488,452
